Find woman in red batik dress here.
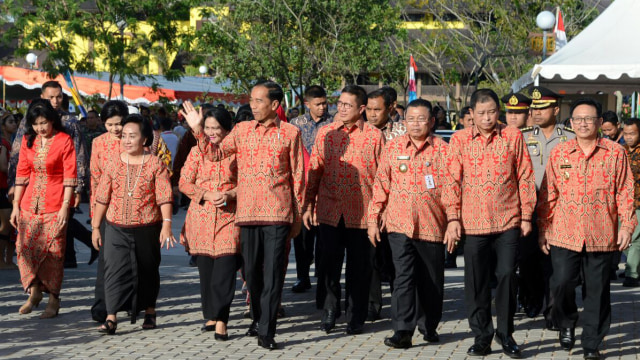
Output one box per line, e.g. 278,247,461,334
89,100,127,323
91,114,175,335
10,99,77,319
179,107,240,341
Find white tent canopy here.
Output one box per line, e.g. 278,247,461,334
512,0,640,92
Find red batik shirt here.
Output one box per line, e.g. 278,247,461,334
368,134,448,242
443,124,536,235
305,119,384,229
90,133,120,217
537,138,637,252
95,154,172,227
195,119,305,226
15,132,78,213
179,147,240,258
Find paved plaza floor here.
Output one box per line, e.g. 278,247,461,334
0,204,639,359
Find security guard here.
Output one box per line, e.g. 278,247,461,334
502,92,532,129
520,86,575,328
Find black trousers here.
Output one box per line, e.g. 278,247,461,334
103,223,161,322
388,233,444,333
517,223,545,311
368,231,395,316
550,246,614,351
319,218,373,327
64,209,93,265
241,225,289,338
197,254,240,323
91,221,107,322
464,228,519,345
293,224,316,281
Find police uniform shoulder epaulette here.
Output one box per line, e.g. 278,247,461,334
562,126,575,133
520,126,534,132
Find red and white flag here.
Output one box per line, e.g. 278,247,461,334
555,7,567,50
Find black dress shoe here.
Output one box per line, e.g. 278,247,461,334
291,279,311,293
245,321,259,337
258,335,278,350
467,343,491,356
366,310,381,322
320,310,336,334
424,329,439,343
384,331,412,349
201,324,215,333
214,332,229,341
545,319,560,331
583,349,601,360
559,328,575,351
526,304,542,318
345,323,363,335
494,332,522,359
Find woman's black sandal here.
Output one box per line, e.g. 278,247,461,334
99,319,117,335
142,313,157,330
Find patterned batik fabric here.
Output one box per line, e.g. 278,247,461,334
305,119,385,229
179,147,240,258
380,120,406,141
195,119,305,226
624,144,640,209
290,113,334,155
151,130,172,175
10,113,88,193
15,133,78,213
17,210,67,295
537,138,637,252
368,134,448,242
95,154,173,227
442,124,536,235
90,134,120,217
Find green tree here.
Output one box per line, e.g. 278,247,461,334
399,0,601,110
0,0,190,98
190,0,407,100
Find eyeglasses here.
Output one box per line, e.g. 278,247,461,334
406,117,429,124
571,116,598,124
336,101,355,110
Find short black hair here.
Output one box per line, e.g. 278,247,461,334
624,117,640,131
602,110,618,125
41,80,62,93
160,117,173,131
470,89,500,110
254,80,284,103
569,98,602,119
380,86,398,103
235,104,254,123
460,106,471,118
87,109,99,117
406,98,433,116
367,89,391,108
396,104,405,111
122,114,154,147
100,100,129,122
341,85,367,107
304,85,327,100
204,107,234,132
25,98,65,148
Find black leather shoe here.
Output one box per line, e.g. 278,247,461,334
214,332,229,341
545,319,560,331
245,321,259,337
424,329,439,343
559,328,575,351
494,332,522,358
346,323,364,335
201,324,215,333
257,335,278,350
526,304,542,318
320,310,337,334
384,331,412,349
467,343,491,356
583,349,601,360
366,310,381,322
291,279,311,293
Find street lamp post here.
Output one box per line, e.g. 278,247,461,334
26,53,37,69
536,11,556,61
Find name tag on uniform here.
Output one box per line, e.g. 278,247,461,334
560,164,572,169
425,175,435,189
397,155,410,160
